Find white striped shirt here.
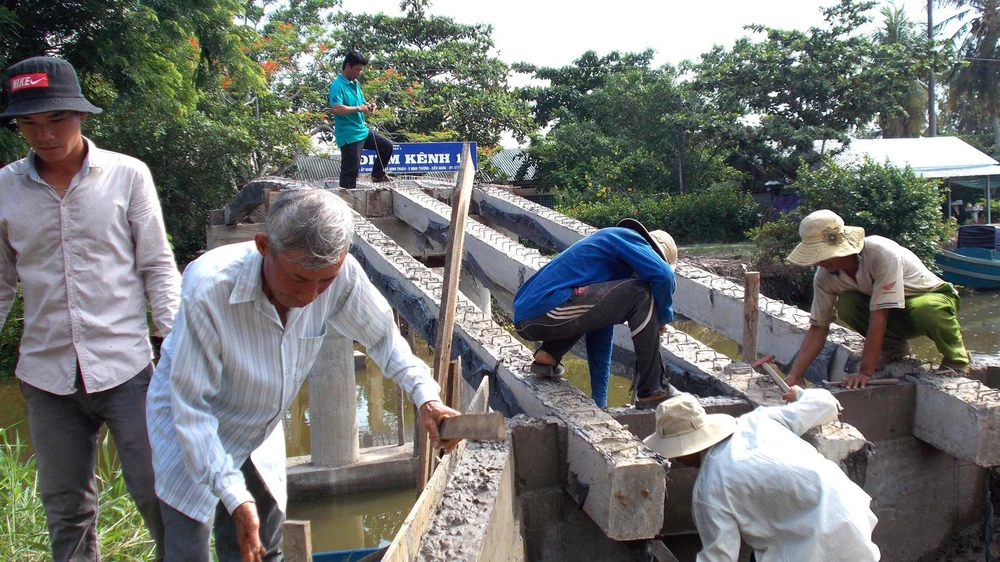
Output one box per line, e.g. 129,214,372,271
147,241,440,522
0,139,180,394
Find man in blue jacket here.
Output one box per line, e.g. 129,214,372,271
513,219,678,409
328,49,394,188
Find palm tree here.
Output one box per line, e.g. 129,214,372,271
874,2,928,137
940,0,1000,150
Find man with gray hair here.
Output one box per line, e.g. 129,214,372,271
146,189,459,561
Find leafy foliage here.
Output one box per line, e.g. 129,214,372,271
519,53,734,195
559,184,760,244
323,0,533,147
690,0,942,187
754,158,954,267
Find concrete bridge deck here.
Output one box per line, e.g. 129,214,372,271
208,176,1000,561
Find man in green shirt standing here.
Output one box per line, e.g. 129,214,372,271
328,50,394,188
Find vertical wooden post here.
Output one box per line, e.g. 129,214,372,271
396,385,406,446
418,143,475,493
447,357,462,412
401,314,421,455
282,520,312,562
742,271,760,364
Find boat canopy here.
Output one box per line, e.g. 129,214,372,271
815,137,1000,223
957,224,1000,251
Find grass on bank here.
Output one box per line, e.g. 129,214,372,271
0,426,156,561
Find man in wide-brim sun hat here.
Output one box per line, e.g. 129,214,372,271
784,209,970,389
512,218,679,409
643,389,880,561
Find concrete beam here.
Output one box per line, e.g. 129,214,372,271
468,184,865,382
416,441,524,562
913,374,1000,466
350,212,666,540
287,444,417,500
386,184,870,466
388,184,742,395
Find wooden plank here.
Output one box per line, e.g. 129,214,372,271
432,143,475,386
742,271,760,364
282,520,312,562
419,143,475,492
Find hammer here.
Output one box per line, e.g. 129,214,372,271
753,354,790,393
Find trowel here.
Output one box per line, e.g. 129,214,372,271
438,412,508,441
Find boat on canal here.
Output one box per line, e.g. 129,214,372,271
936,224,1000,289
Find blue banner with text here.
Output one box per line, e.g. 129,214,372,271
359,142,477,174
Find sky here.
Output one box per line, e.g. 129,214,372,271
336,0,962,70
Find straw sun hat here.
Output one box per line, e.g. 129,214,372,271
616,218,678,265
786,210,865,267
642,393,737,459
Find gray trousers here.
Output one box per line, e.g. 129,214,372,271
160,459,284,562
20,364,164,562
514,278,667,400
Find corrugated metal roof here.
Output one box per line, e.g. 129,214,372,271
293,155,341,181
488,148,536,182
816,137,1000,179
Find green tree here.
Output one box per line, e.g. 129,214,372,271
691,0,939,186
873,2,929,137
325,0,533,147
519,51,734,195
770,158,953,266
1,0,311,257
940,0,1000,151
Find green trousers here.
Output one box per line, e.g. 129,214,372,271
836,284,969,367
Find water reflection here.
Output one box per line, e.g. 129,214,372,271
286,487,416,552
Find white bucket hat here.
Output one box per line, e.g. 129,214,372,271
786,209,865,266
616,218,678,265
642,393,736,459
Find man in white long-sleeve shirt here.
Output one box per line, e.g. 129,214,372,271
643,389,880,562
147,188,460,561
0,57,180,561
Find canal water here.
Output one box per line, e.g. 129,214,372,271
1,289,998,553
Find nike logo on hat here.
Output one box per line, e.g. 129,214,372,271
10,73,49,92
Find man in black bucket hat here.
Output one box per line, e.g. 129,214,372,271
512,218,680,409
0,56,180,561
